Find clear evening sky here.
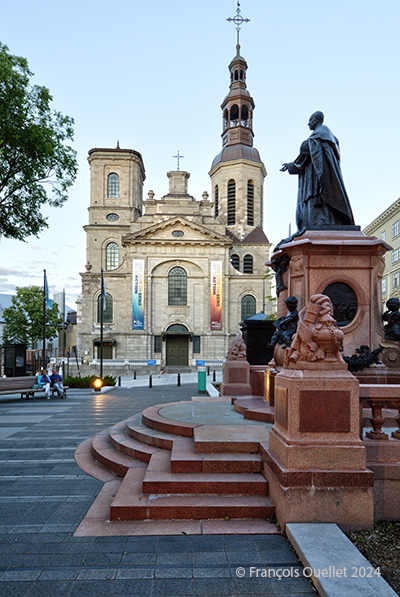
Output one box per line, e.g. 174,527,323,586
1,0,399,307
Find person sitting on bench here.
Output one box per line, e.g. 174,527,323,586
37,369,51,400
50,368,65,398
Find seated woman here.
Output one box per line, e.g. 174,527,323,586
50,368,65,398
37,369,51,400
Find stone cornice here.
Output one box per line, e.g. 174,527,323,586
122,216,233,245
363,197,400,235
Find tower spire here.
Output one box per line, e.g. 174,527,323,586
227,1,250,47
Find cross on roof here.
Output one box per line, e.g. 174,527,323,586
173,150,184,171
227,1,250,46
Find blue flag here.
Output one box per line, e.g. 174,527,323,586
44,270,53,310
101,269,106,311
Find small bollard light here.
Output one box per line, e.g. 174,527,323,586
94,377,102,392
207,366,210,376
213,370,216,382
149,375,152,388
177,373,181,387
134,370,136,380
118,376,121,387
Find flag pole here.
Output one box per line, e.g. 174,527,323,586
43,270,46,370
100,269,104,379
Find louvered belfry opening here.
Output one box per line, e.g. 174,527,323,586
227,180,236,225
247,180,254,226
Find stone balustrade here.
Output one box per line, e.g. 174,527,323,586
359,384,400,440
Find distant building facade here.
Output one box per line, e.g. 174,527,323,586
364,197,400,308
77,43,273,367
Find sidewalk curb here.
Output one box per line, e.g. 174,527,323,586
286,522,397,597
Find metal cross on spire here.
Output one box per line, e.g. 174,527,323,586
227,1,250,46
173,150,184,171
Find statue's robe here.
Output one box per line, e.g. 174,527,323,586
287,124,354,229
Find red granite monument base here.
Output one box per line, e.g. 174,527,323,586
263,365,374,531
221,360,252,396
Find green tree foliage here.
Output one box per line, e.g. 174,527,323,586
0,43,78,240
2,286,60,348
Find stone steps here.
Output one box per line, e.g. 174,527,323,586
141,402,199,437
170,436,263,473
91,430,147,476
142,451,268,495
88,397,275,522
233,396,275,423
126,415,177,450
109,420,163,463
110,465,274,521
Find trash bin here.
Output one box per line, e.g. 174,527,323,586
197,366,207,394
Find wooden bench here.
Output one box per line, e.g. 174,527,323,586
0,376,68,400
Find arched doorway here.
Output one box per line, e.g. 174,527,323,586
164,324,189,367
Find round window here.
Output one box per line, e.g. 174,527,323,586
323,283,358,326
172,230,184,237
106,213,119,222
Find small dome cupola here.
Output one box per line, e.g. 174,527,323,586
229,45,248,89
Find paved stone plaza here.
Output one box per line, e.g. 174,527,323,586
0,378,317,597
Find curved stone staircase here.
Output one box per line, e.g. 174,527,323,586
79,397,276,523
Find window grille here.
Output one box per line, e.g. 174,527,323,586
227,180,236,225
106,242,119,270
97,293,113,323
193,336,201,353
243,254,253,273
107,173,119,198
247,180,254,226
241,295,256,321
231,254,240,271
168,267,187,305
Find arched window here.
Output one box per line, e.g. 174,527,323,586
227,180,236,226
97,293,113,323
230,104,239,125
234,69,239,81
243,254,253,273
168,267,187,305
106,242,119,270
241,105,249,125
231,254,240,271
223,109,228,131
247,180,254,226
241,295,256,321
107,173,119,198
214,186,219,217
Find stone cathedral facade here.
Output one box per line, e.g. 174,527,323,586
77,44,273,368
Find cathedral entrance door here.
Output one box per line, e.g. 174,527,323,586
166,336,188,367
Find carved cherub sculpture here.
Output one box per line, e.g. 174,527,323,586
269,296,298,349
226,334,247,361
285,294,344,366
383,297,400,341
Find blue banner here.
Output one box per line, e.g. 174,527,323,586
132,260,144,329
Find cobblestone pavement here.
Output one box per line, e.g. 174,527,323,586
0,382,317,596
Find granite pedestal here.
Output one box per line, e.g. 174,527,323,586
263,361,374,532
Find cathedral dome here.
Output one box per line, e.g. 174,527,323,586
210,145,262,170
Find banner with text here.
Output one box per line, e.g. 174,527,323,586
210,261,222,330
132,259,144,329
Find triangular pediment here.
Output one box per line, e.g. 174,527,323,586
122,217,232,245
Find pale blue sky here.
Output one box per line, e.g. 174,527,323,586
1,0,400,306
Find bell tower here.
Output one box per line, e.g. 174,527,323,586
209,4,267,240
